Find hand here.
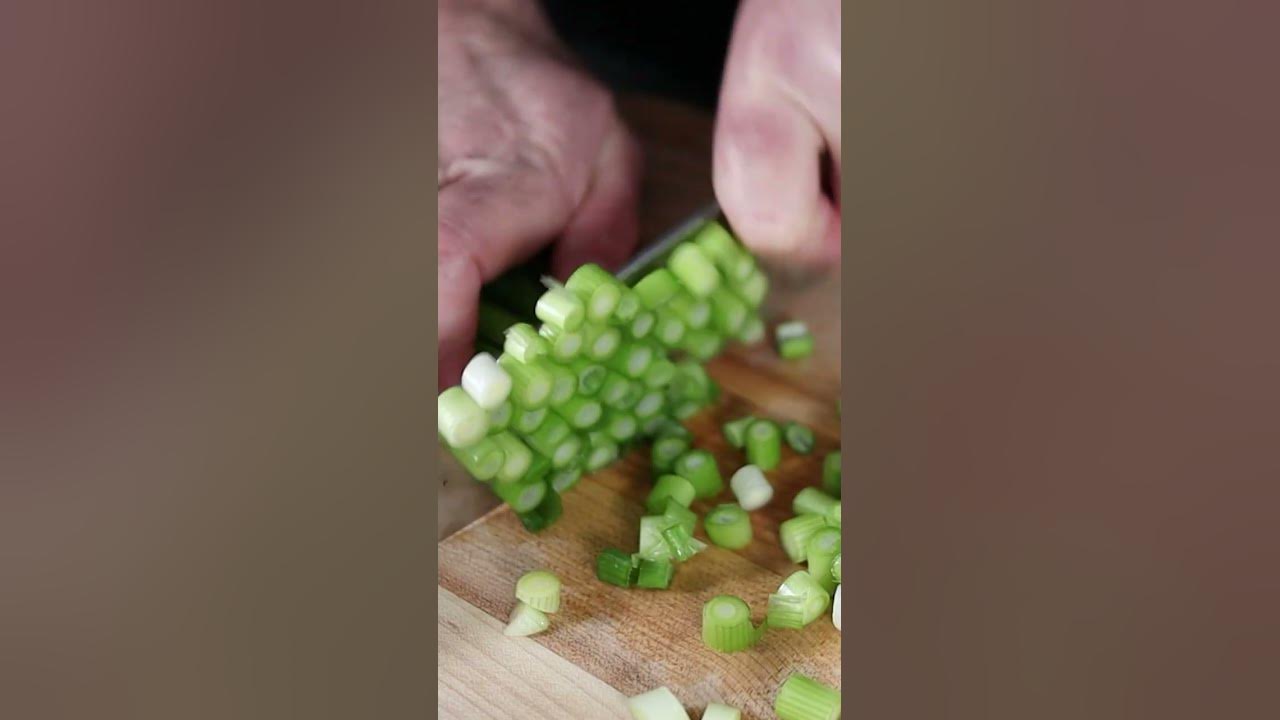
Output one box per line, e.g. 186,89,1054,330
714,0,841,265
438,0,642,387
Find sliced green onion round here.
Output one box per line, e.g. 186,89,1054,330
634,557,674,589
503,601,550,637
668,243,721,297
539,324,584,362
674,449,724,499
774,673,840,720
634,268,682,309
504,323,551,363
738,266,770,308
565,264,623,322
450,437,504,481
494,477,549,513
461,352,512,410
662,500,697,535
541,360,577,405
626,687,690,720
517,487,563,532
637,515,673,562
702,595,759,653
710,288,749,336
672,399,703,420
497,354,553,409
680,329,722,361
793,487,839,517
704,503,752,549
490,431,533,483
515,569,562,613
651,435,690,473
646,474,696,514
783,422,816,454
780,513,828,563
770,570,831,628
722,416,756,449
585,431,619,471
438,387,490,448
822,451,841,498
602,410,638,443
554,395,603,430
535,287,585,331
806,526,842,593
654,313,687,346
511,406,548,435
832,584,841,632
667,291,712,329
775,320,814,360
832,553,841,584
608,342,655,379
642,357,677,389
702,702,742,720
629,310,656,339
766,592,807,629
595,547,635,588
521,453,552,485
600,371,636,408
584,323,623,361
614,287,641,322
729,464,774,511
488,400,513,432
827,503,841,527
737,315,766,344
650,417,692,441
633,389,666,420
569,357,607,396
549,464,582,494
660,522,700,562
745,419,782,470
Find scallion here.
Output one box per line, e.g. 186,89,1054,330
461,352,512,410
745,419,782,470
783,421,816,454
651,435,690,473
660,522,701,562
634,268,682,309
595,547,635,588
662,500,697,535
709,288,749,336
490,431,534,483
729,464,774,511
504,323,550,363
702,703,742,720
779,514,828,563
494,477,549,513
668,243,721,297
704,503,752,549
674,449,723,499
701,595,760,653
667,291,712,330
632,389,667,420
438,386,489,448
511,405,548,435
832,584,841,631
607,342,655,379
450,437,505,481
768,570,831,628
553,395,603,430
517,487,563,532
653,312,687,347
680,329,722,361
722,416,756,449
602,409,639,443
793,487,839,517
541,360,577,406
583,322,623,361
539,323,584,362
775,320,814,360
693,221,755,281
650,418,692,441
832,553,841,584
503,601,550,637
569,357,607,396
585,431,619,471
634,557,675,589
626,687,690,720
515,569,562,613
549,464,582,494
774,673,840,720
737,266,769,308
497,354,553,409
488,400,513,432
737,314,766,344
600,371,637,409
629,310,656,339
642,357,676,389
523,414,582,468
822,451,841,498
565,264,623,322
613,287,641,322
535,286,585,331
806,526,842,593
646,474,696,514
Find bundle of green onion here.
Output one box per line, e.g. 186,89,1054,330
437,221,766,533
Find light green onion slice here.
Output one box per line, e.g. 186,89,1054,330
541,360,577,405
488,400,513,432
738,266,769,308
702,595,760,653
674,449,724,499
793,487,839,517
614,287,641,322
494,477,549,513
634,557,674,589
602,409,639,443
822,451,841,498
650,417,692,441
827,502,841,527
651,435,690,473
523,415,582,468
832,584,841,631
539,323,584,362
661,522,701,562
640,414,670,437
775,320,814,359
668,243,721,297
535,286,585,331
504,323,550,363
461,352,512,410
608,341,655,379
569,357,607,396
673,400,703,420
646,474,696,514
766,592,807,629
637,515,674,562
769,570,831,628
832,553,841,584
450,438,504,481
438,386,490,448
497,354,553,409
745,419,782,470
654,312,687,347
595,547,635,588
600,371,637,408
585,431,619,471
702,702,743,720
515,569,561,613
554,395,603,430
634,268,682,309
737,314,766,344
642,357,677,389
662,500,697,535
692,221,754,281
503,601,550,637
806,526,842,593
774,673,840,720
783,422,816,454
704,503,752,549
667,291,712,329
490,431,533,483
680,329,722,361
780,513,828,563
722,416,756,449
549,464,582,494
710,288,749,336
516,486,563,533
729,464,773,511
626,686,690,720
511,405,548,435
633,389,666,420
565,264,623,322
629,310,656,339
583,322,623,361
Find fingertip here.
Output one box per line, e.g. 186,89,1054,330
437,244,482,389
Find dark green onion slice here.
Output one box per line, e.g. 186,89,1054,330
774,673,840,720
745,419,782,470
722,416,756,449
822,451,841,498
516,488,562,533
595,547,635,588
674,449,723,499
783,422,815,454
634,557,675,589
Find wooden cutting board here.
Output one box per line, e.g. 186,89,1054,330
438,94,843,719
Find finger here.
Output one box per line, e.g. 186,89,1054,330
713,100,840,265
551,124,644,278
438,242,481,389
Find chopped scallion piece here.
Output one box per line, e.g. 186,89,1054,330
775,320,814,360
613,287,641,322
595,547,635,588
461,352,512,410
832,553,841,584
646,474,696,514
511,405,548,435
521,452,551,485
607,341,655,379
832,584,841,631
634,557,675,589
585,431,619,472
710,288,749,336
667,291,711,330
651,435,690,473
662,500,697,535
722,416,756,449
806,526,842,593
494,477,549,513
745,419,782,470
632,389,667,420
693,221,755,281
650,417,692,441
438,386,490,448
737,314,766,344
539,323,584,362
704,503,752,549
634,268,682,309
488,400,513,432
668,243,721,297
702,702,743,720
503,601,550,637
729,464,774,511
515,570,562,613
680,329,723,361
738,267,769,308
822,451,841,498
450,437,505,481
553,395,603,430
522,414,582,468
702,595,760,653
642,358,677,389
661,522,700,562
569,357,607,396
674,449,724,499
600,372,639,409
535,287,585,331
490,431,533,483
541,360,577,405
497,354,553,409
780,514,828,563
626,687,691,720
549,464,582,494
602,409,639,443
637,515,673,562
583,322,623,361
768,570,831,628
504,323,550,363
517,487,563,532
628,310,656,339
654,312,687,347
673,400,703,420
774,673,840,720
793,487,839,517
783,422,816,454
565,264,623,322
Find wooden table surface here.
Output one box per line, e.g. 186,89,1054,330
438,94,842,719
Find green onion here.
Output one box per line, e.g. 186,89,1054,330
637,515,674,562
541,360,577,405
673,400,703,420
632,389,667,420
602,409,639,443
668,243,721,297
640,414,670,437
822,451,841,498
780,514,828,563
662,500,697,535
666,291,712,329
583,322,623,361
692,221,755,281
569,357,607,396
516,487,563,532
634,557,674,589
765,592,807,629
438,387,490,448
651,435,690,473
523,414,583,468
774,673,840,720
461,352,512,410
634,268,682,309
806,526,842,593
490,431,534,483
729,464,774,511
833,584,841,631
660,522,701,562
549,464,582,494
629,310,656,339
737,314,766,344
653,312,687,347
775,320,814,360
504,323,550,363
553,395,603,430
738,266,769,308
783,422,815,454
450,437,504,481
832,553,841,584
702,595,760,653
709,288,749,336
680,329,722,361
494,477,549,513
704,503,752,549
626,687,690,720
565,264,623,322
769,570,831,628
650,417,692,441
600,371,638,408
497,354,553,409
745,419,782,470
793,487,839,517
585,431,619,471
642,357,676,388
701,703,742,720
503,601,550,637
488,400,513,432
646,474,696,514
607,341,655,379
722,416,756,449
521,452,551,485
613,287,641,322
535,286,585,331
511,406,548,435
515,569,562,613
674,449,724,499
826,502,841,527
595,548,635,587
539,324,584,362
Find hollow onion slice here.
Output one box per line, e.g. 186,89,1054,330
704,503,752,549
503,601,549,637
730,464,773,511
438,387,489,448
626,686,690,720
515,569,561,613
701,595,760,653
461,352,511,410
774,673,840,720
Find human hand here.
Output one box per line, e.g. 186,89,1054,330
438,0,642,387
714,0,841,265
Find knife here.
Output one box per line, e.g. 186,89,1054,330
615,201,723,284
